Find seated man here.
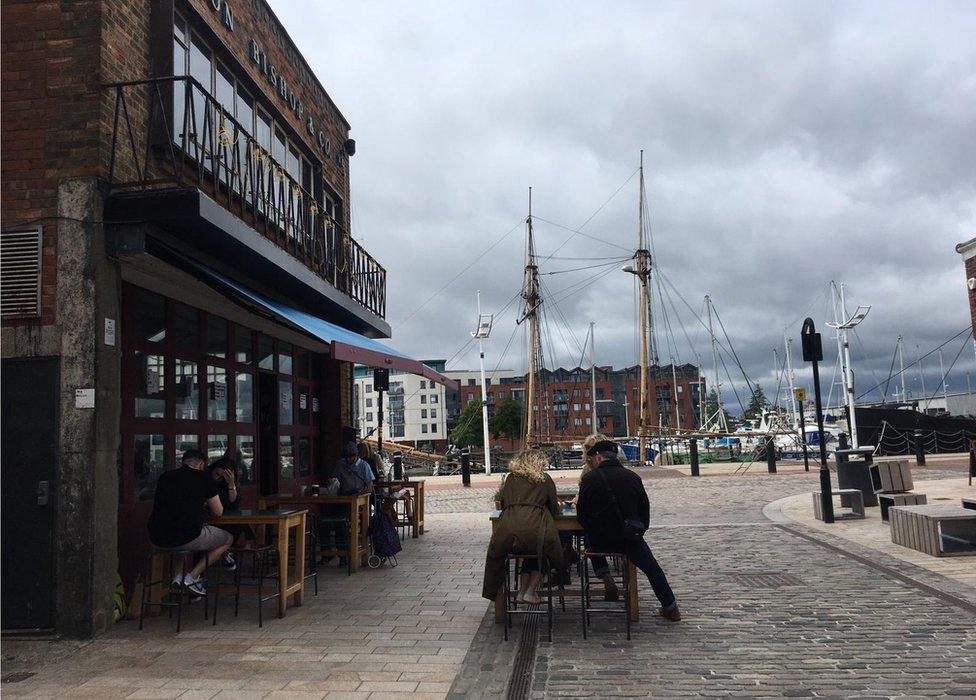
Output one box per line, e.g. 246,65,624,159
148,449,232,596
206,454,250,570
576,440,681,621
319,442,375,563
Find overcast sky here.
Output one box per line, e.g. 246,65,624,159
275,0,976,413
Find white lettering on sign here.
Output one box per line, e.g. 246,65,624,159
75,388,95,409
300,393,307,410
147,369,160,395
312,397,319,413
209,0,234,31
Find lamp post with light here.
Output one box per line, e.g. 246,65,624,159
472,291,494,475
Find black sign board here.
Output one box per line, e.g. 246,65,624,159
373,367,390,392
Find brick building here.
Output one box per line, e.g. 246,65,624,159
1,0,451,636
956,237,976,338
445,364,702,449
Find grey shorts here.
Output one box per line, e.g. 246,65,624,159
163,525,232,553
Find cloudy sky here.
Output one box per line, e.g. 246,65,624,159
275,0,976,413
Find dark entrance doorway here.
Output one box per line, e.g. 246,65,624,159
2,357,59,630
257,370,279,496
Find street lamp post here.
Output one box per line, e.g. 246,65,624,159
472,291,494,475
802,318,833,523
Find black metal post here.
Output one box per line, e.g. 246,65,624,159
913,429,926,466
377,387,384,460
689,438,700,477
765,435,777,474
460,448,471,487
393,452,403,480
798,398,809,471
802,318,834,524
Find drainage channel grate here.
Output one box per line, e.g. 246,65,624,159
506,614,539,700
2,672,36,684
726,571,803,588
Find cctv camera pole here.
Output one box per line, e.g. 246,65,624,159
476,291,492,475
802,318,833,523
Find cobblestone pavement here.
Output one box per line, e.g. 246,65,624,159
449,468,976,698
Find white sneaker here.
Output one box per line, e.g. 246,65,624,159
172,573,206,597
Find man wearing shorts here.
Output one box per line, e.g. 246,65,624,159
148,449,232,596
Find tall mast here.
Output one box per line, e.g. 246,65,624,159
838,283,860,448
897,335,906,401
705,295,726,432
521,187,541,445
939,349,948,403
695,352,705,429
785,335,798,428
671,359,681,431
589,322,598,431
636,150,652,463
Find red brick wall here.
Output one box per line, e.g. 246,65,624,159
1,0,104,325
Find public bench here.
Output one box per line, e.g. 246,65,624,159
889,504,976,557
813,489,865,521
962,497,975,511
878,492,927,522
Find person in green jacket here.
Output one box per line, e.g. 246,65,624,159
482,450,563,604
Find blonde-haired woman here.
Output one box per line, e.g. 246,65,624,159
482,450,563,604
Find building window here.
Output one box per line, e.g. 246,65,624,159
430,423,437,433
366,384,372,393
430,394,439,404
584,403,591,411
467,378,476,386
572,389,580,397
366,412,373,421
430,408,437,418
365,398,373,408
573,403,581,411
421,424,428,434
420,395,427,404
133,434,165,501
420,380,427,389
421,409,428,419
586,418,592,425
467,393,475,402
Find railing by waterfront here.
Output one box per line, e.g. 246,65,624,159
105,76,386,319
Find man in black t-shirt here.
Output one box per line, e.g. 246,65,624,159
148,449,232,596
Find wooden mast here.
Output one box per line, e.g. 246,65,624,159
636,151,652,463
521,187,541,445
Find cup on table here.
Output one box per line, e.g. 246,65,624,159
311,484,320,496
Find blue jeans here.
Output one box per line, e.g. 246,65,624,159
589,537,676,609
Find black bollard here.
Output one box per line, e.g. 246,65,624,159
460,448,471,487
914,430,926,466
393,452,403,480
766,435,777,474
690,438,700,477
969,440,975,486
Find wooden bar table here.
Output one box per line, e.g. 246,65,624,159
375,479,425,537
258,493,371,574
489,508,638,623
209,508,307,618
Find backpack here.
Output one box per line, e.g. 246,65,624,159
339,464,367,495
368,509,402,558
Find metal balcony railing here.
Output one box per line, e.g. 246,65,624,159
105,76,386,319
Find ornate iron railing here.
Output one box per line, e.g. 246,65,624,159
105,76,386,319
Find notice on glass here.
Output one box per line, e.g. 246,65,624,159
312,397,319,413
300,393,307,409
147,369,160,395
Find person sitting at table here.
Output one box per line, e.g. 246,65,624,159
482,450,563,605
205,454,252,570
319,442,375,564
570,433,621,601
358,441,384,481
148,449,233,596
577,439,681,622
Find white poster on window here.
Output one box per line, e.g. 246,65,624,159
147,369,160,395
300,393,307,409
214,382,227,400
312,397,319,413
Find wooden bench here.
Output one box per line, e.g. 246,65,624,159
813,489,865,521
878,492,927,522
869,459,913,493
889,505,976,557
962,497,976,511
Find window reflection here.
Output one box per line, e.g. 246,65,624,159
279,435,293,480
236,434,254,485
134,289,166,343
175,359,199,419
279,380,293,425
135,352,166,418
207,365,227,420
134,434,166,501
235,372,253,422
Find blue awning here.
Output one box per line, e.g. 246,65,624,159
189,260,458,389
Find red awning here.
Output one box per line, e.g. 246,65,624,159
330,341,458,390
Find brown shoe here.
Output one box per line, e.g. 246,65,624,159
659,604,681,622
602,575,619,601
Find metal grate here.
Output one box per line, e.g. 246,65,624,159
727,571,803,588
1,227,43,318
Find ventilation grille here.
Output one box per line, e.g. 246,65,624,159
1,227,43,318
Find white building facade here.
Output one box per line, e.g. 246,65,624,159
353,360,448,447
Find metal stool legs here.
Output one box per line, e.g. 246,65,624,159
580,550,631,640
501,554,553,642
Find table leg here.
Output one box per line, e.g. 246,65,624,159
348,501,360,574
418,483,425,534
362,499,371,566
293,514,306,607
276,522,289,618
628,561,639,622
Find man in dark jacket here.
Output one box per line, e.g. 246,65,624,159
577,440,680,621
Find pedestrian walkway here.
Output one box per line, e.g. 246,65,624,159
4,468,974,698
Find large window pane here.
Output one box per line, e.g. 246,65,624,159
207,316,227,358
207,365,227,420
207,434,228,464
134,434,166,501
258,336,274,370
134,288,166,343
189,33,212,158
279,380,293,425
235,372,253,422
278,342,292,374
174,434,200,466
134,352,166,418
236,434,254,485
173,303,199,350
235,326,253,364
279,436,293,480
175,358,199,419
297,437,310,477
